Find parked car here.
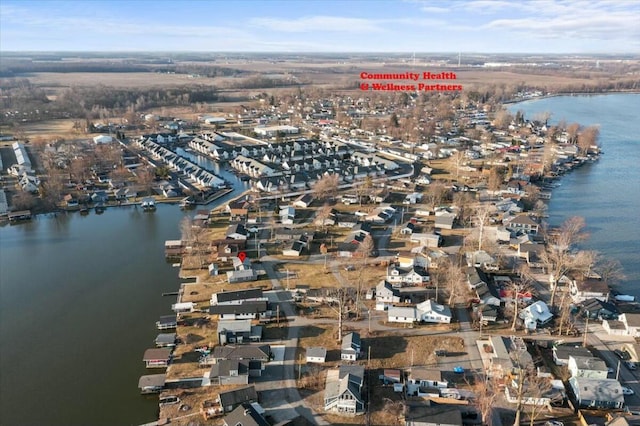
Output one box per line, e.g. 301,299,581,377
614,349,631,360
453,366,465,374
626,361,637,370
544,421,564,426
622,386,635,395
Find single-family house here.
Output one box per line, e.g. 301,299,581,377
209,301,269,320
519,301,553,330
211,345,271,365
279,206,295,225
616,313,640,337
306,347,327,364
211,288,264,306
324,365,365,414
404,403,463,426
379,369,402,384
388,306,418,324
341,332,361,361
480,305,499,323
217,319,262,345
386,264,429,285
504,214,539,234
434,213,455,230
227,268,258,283
476,282,501,307
552,345,593,366
222,403,269,426
416,300,452,324
142,348,172,368
569,277,609,303
568,355,608,379
569,377,624,409
226,223,248,240
407,367,449,396
580,298,618,320
217,385,258,413
293,193,314,208
477,336,533,379
375,280,401,309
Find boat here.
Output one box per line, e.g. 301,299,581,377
79,205,89,215
614,294,635,302
94,203,106,214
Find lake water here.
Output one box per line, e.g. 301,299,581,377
0,158,248,426
508,93,640,291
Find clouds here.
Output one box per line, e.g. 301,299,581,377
1,0,639,52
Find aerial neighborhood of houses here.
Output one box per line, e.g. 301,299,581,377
5,83,638,426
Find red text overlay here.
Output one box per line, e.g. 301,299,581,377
359,71,462,91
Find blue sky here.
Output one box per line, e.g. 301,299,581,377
1,0,639,53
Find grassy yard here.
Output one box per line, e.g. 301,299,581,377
367,333,465,369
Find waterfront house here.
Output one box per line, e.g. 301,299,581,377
222,403,269,426
569,277,609,303
568,355,608,379
324,365,365,415
155,333,177,348
217,385,258,413
569,377,624,409
211,288,264,306
211,345,271,366
604,313,640,338
341,332,361,361
306,347,327,364
504,214,539,234
209,301,269,321
142,348,172,368
138,374,166,394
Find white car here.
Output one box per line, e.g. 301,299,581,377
622,386,635,396
544,421,564,426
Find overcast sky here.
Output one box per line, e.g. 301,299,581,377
1,0,639,53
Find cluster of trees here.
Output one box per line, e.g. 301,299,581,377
0,80,220,125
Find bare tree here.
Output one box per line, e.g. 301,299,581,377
473,205,492,251
593,256,626,288
314,203,333,231
566,123,580,144
423,181,448,211
11,190,37,211
541,216,590,307
312,173,339,201
449,150,466,182
472,373,498,426
577,125,600,155
511,264,535,332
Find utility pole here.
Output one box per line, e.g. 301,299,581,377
616,359,621,381
368,309,371,334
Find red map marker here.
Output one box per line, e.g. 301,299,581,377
238,252,247,262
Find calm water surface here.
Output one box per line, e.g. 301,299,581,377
509,94,640,290
0,157,247,425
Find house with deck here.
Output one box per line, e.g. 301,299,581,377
324,365,365,414
569,277,609,303
208,359,255,386
217,320,262,345
222,403,269,426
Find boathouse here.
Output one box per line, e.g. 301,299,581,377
142,348,172,368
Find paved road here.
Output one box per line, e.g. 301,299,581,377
254,261,329,425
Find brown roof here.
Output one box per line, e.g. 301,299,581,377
575,278,609,294
143,348,172,361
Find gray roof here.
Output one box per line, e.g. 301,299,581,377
569,377,624,405
218,385,258,409
341,332,361,351
223,403,269,426
325,365,365,402
307,347,327,359
217,319,252,334
210,359,248,378
405,403,463,426
155,333,177,345
209,300,268,315
138,374,166,389
212,344,271,361
214,288,263,304
570,356,608,371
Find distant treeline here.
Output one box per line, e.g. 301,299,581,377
0,79,219,125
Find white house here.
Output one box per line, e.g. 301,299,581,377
519,301,553,330
387,306,417,324
375,281,400,309
306,347,327,364
341,332,361,361
568,356,608,379
416,300,452,324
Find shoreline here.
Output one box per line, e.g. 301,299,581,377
503,89,640,105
